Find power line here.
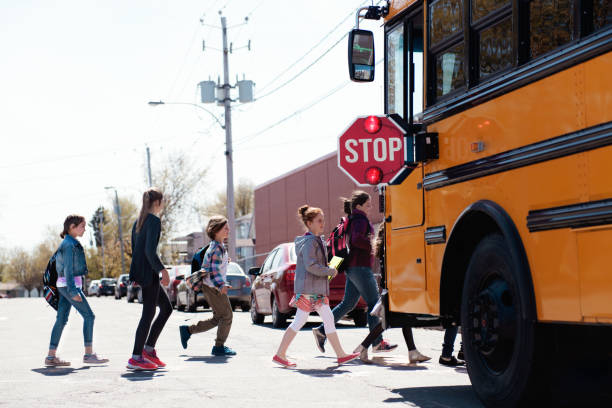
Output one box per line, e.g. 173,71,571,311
235,58,383,147
235,81,351,146
254,32,348,101
256,0,368,94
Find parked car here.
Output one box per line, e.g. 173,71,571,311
88,280,100,297
249,242,368,328
165,265,188,308
176,272,208,312
126,280,141,303
97,278,116,297
114,274,129,299
226,262,251,312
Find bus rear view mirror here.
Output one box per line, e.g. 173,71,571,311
348,29,375,82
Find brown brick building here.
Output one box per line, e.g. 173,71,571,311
254,151,383,265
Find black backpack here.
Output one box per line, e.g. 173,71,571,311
43,252,59,310
191,244,211,273
325,216,351,272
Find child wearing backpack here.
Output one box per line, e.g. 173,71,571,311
45,215,108,367
272,205,360,368
312,191,397,355
179,216,236,356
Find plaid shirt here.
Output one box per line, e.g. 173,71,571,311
202,240,228,289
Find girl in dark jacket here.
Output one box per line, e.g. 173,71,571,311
313,191,397,354
127,188,172,370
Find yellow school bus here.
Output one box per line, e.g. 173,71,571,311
348,0,611,406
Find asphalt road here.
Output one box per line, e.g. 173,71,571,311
0,297,481,408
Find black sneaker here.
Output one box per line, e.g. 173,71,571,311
312,327,326,353
439,355,465,367
179,325,191,349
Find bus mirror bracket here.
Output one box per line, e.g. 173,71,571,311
415,131,439,162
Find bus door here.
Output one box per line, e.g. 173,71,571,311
386,165,427,313
385,9,427,313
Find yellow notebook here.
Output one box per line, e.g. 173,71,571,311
329,256,344,270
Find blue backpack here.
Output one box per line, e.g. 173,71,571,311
191,244,210,273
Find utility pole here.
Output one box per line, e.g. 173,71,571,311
221,15,237,261
146,146,152,187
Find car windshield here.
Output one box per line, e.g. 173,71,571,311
100,279,114,284
226,263,245,276
119,275,129,282
289,245,296,262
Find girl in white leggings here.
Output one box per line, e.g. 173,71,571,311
273,205,360,368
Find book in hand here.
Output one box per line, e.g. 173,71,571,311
328,256,344,280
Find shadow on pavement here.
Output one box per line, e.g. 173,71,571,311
184,355,231,364
384,385,482,407
294,367,351,377
368,356,429,371
32,366,91,376
120,370,166,382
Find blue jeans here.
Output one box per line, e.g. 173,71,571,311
317,266,382,346
49,287,95,350
442,326,459,358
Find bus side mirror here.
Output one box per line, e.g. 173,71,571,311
348,29,375,82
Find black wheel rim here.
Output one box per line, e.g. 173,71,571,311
469,275,517,374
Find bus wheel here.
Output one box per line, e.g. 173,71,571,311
461,234,537,408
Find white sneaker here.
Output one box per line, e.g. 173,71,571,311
409,349,431,363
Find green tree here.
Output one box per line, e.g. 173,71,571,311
85,198,138,279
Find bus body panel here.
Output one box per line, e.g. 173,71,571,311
385,53,612,323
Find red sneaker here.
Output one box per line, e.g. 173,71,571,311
337,352,360,365
272,355,296,368
143,349,166,368
372,340,398,353
126,357,157,370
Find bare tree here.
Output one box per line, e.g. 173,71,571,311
6,248,38,293
200,178,254,218
152,152,208,243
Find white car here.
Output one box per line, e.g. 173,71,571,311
88,280,100,296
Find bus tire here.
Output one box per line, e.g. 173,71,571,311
461,234,538,408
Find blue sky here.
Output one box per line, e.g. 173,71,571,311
0,0,385,248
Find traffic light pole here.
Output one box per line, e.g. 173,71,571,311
221,15,236,261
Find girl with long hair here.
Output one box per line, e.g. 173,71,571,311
127,188,172,370
45,215,108,366
312,190,397,358
272,205,360,368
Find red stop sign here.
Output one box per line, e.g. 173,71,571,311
338,115,406,186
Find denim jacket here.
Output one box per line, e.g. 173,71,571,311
55,235,88,297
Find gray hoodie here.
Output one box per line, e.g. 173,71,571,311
294,233,335,296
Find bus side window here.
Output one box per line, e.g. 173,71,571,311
386,23,405,118
428,0,466,102
529,0,576,59
592,0,611,32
